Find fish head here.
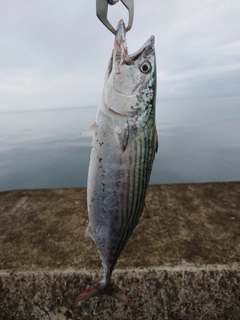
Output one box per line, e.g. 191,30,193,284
102,19,156,117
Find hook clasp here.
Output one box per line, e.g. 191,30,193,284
96,0,134,35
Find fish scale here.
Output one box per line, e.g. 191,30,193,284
74,19,157,306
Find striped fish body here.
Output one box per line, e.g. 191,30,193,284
75,20,157,306
88,107,157,281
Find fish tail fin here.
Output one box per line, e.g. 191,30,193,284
74,280,131,307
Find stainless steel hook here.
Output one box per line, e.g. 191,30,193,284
96,0,134,35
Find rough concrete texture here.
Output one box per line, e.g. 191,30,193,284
0,182,240,319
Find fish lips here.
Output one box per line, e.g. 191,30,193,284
113,19,155,70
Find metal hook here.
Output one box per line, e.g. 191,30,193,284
96,0,134,35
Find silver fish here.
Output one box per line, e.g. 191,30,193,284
75,19,157,306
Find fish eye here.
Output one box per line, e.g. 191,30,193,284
139,60,151,74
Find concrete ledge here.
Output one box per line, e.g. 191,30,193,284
0,183,240,319
1,265,240,320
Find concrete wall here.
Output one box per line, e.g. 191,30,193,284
0,183,240,319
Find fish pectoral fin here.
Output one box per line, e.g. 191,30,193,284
74,280,131,307
114,121,129,151
82,121,96,137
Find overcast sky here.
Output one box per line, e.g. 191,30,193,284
0,0,239,112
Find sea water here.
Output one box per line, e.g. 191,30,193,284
0,97,240,192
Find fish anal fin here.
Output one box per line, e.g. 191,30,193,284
84,223,94,239
82,121,96,137
74,280,131,307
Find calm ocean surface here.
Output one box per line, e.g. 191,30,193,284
1,97,240,192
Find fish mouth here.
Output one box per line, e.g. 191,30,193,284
113,19,155,67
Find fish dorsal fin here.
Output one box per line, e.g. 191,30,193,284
140,204,151,220
154,129,158,154
114,121,129,151
82,122,96,137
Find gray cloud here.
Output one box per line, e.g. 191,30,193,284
0,0,240,111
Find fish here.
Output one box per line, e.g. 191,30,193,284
74,19,157,306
